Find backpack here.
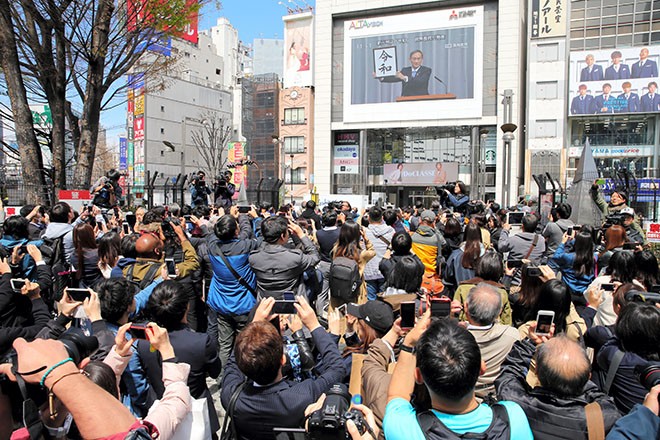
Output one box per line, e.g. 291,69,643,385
125,262,162,290
417,403,511,440
41,233,75,303
329,256,361,302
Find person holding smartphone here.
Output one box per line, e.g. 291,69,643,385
550,230,597,312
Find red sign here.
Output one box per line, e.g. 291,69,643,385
128,0,198,44
58,190,91,200
134,116,145,140
648,223,660,243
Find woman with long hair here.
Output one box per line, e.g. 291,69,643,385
509,262,547,327
71,223,103,288
634,250,659,291
98,231,121,279
331,221,375,306
441,216,463,259
551,230,596,310
444,221,485,296
487,214,503,253
598,225,627,274
443,180,469,214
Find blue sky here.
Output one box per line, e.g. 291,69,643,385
103,0,314,143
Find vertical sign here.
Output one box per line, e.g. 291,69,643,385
531,0,566,39
283,13,314,88
227,142,248,191
119,137,128,171
333,132,360,174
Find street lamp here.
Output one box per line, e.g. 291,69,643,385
289,153,294,204
500,89,517,206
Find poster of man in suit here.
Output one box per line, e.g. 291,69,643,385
568,45,660,116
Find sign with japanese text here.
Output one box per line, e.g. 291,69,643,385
373,47,398,78
333,132,360,175
531,0,566,39
119,137,128,171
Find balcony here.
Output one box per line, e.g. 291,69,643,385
281,118,307,126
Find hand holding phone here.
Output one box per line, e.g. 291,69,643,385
430,297,451,318
66,287,92,302
128,324,149,340
400,301,416,329
165,258,177,279
535,310,555,337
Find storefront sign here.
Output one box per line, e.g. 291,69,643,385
568,145,653,158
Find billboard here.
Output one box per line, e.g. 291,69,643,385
531,0,566,39
228,142,248,190
333,131,360,175
283,13,313,88
568,46,660,116
383,162,459,186
343,6,483,123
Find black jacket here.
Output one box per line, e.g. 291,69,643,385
495,339,620,439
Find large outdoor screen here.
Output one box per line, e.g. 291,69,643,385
343,6,483,123
568,45,660,116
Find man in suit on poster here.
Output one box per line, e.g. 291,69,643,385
604,50,631,80
640,81,660,112
631,47,658,78
570,84,594,115
616,81,640,113
379,49,432,97
580,54,604,82
593,83,617,114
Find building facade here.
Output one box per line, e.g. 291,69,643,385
253,38,285,76
314,0,527,208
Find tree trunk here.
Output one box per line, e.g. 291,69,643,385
73,0,114,188
0,0,47,203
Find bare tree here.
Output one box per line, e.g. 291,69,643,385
190,112,232,179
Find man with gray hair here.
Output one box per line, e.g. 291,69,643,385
464,283,520,399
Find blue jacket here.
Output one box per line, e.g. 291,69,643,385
551,242,595,295
207,214,262,316
606,404,659,439
0,236,44,280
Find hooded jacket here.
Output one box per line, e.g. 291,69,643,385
498,230,546,285
411,225,446,275
496,339,621,439
543,218,574,259
364,223,395,281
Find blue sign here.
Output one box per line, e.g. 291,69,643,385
135,34,172,57
119,137,128,171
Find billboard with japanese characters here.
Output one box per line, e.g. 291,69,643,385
531,0,566,39
568,46,660,116
343,6,483,123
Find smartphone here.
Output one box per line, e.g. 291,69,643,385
272,299,297,315
601,283,616,292
507,259,523,269
183,215,192,220
524,266,542,278
430,297,451,318
128,324,149,340
337,304,347,316
507,212,524,225
238,205,251,214
165,258,177,278
269,316,281,335
623,242,641,250
66,288,91,302
400,301,416,329
10,279,26,292
573,224,582,231
125,213,136,228
567,227,573,236
122,222,130,234
161,221,174,235
535,310,555,336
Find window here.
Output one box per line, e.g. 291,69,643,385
216,68,221,75
283,107,305,125
160,106,165,112
284,136,305,154
286,167,307,184
160,128,165,134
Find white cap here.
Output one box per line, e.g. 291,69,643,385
620,207,635,217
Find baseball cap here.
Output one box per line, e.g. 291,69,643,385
346,301,394,335
620,207,635,217
420,210,436,222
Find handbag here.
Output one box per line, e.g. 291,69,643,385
220,380,247,440
165,398,211,440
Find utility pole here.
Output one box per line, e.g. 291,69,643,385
500,90,517,206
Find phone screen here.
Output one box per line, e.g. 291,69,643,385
272,300,297,315
67,288,91,302
165,258,177,278
536,312,554,335
337,304,347,316
10,279,26,292
567,227,573,236
400,302,416,329
129,325,148,340
122,222,130,234
507,212,524,225
507,259,523,269
601,283,615,292
430,298,451,318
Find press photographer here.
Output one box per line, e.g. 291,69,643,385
90,169,123,209
190,171,212,207
213,170,236,210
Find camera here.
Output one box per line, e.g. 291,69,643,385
637,364,660,390
624,290,660,306
603,213,624,229
307,383,367,440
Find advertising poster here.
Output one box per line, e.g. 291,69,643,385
383,162,459,186
531,0,566,39
333,131,360,175
283,13,313,88
344,6,483,123
119,137,128,171
227,142,247,190
568,46,660,116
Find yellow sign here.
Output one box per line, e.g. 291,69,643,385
134,95,145,116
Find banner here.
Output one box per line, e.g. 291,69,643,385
531,0,566,39
283,13,313,88
333,132,360,175
119,137,128,171
344,6,483,123
127,0,198,44
568,46,660,116
383,162,459,186
227,142,247,190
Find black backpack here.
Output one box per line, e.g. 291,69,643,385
41,233,75,304
417,403,511,439
329,256,361,302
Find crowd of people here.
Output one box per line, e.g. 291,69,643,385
0,182,659,440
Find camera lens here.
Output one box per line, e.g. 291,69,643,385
637,364,660,390
59,328,99,364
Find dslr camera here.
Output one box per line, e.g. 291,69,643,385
307,383,367,440
603,213,624,229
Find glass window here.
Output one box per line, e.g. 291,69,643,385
283,136,305,154
283,108,305,125
286,167,307,184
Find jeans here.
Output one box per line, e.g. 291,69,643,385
366,278,386,301
207,307,250,372
316,261,332,318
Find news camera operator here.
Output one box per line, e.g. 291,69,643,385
213,170,236,210
90,168,123,209
190,170,212,207
440,181,469,214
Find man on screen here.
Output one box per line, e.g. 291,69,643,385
616,81,640,113
631,47,658,78
604,50,630,80
640,81,660,112
570,84,594,115
379,50,432,97
580,54,603,82
593,83,617,114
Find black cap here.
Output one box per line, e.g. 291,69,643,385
346,301,394,335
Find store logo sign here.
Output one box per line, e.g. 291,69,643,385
450,9,476,20
349,19,383,30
